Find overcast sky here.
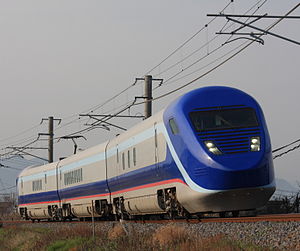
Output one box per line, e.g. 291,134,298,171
0,0,299,185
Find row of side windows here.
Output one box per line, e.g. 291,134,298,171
117,147,137,170
32,179,42,191
64,168,83,186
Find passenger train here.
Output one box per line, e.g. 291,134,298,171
17,86,275,221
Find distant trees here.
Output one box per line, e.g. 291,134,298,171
0,193,16,218
264,192,300,214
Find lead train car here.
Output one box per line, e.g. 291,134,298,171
17,86,275,220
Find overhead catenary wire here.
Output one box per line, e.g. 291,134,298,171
152,0,269,89
148,2,299,101
159,38,255,88
154,0,269,79
0,185,16,192
272,138,300,153
273,143,300,160
144,0,234,76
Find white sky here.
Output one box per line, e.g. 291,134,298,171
0,0,299,184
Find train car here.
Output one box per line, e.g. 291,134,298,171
17,86,275,220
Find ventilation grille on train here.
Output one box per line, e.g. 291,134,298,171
198,127,260,154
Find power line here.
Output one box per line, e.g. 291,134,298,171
144,0,234,75
154,0,269,79
273,143,300,160
157,41,247,88
152,0,269,90
272,138,300,153
0,163,23,171
0,185,16,192
148,2,298,101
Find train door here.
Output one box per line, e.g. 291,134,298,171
19,177,23,196
44,172,47,192
56,162,62,208
154,123,162,178
115,144,119,177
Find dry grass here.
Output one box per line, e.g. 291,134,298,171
152,224,194,247
151,224,243,251
0,223,271,251
108,224,127,240
0,212,22,221
0,225,46,251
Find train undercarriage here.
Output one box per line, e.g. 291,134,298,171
18,187,253,222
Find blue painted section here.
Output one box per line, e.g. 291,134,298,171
59,179,109,200
18,190,60,205
19,148,183,205
163,86,274,190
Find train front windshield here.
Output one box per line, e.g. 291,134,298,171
189,108,259,131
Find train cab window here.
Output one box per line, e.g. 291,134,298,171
128,150,131,168
169,118,179,134
189,108,259,131
133,147,137,166
122,153,125,170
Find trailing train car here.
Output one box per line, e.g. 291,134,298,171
17,86,275,220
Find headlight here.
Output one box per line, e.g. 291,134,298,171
204,141,222,155
250,136,260,151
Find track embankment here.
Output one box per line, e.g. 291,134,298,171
1,214,300,250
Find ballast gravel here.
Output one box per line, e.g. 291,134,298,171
5,220,300,250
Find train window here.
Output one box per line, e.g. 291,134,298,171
21,180,23,189
45,174,47,184
128,150,130,168
122,153,125,170
189,108,259,131
117,148,119,163
133,147,136,166
169,118,179,134
32,179,42,191
64,168,83,185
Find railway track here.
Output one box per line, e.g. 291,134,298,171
1,213,300,225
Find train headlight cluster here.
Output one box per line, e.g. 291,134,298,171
250,137,260,151
204,141,222,155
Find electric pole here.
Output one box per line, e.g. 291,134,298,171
48,116,54,163
136,75,163,119
144,75,152,119
40,116,61,163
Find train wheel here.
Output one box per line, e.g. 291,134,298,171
232,211,239,217
197,213,204,220
219,212,226,218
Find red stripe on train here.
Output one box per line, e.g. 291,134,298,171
18,178,186,206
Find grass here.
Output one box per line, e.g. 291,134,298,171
47,237,89,251
0,223,272,251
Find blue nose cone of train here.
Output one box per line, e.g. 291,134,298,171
164,86,275,190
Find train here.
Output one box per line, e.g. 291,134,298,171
17,86,275,221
